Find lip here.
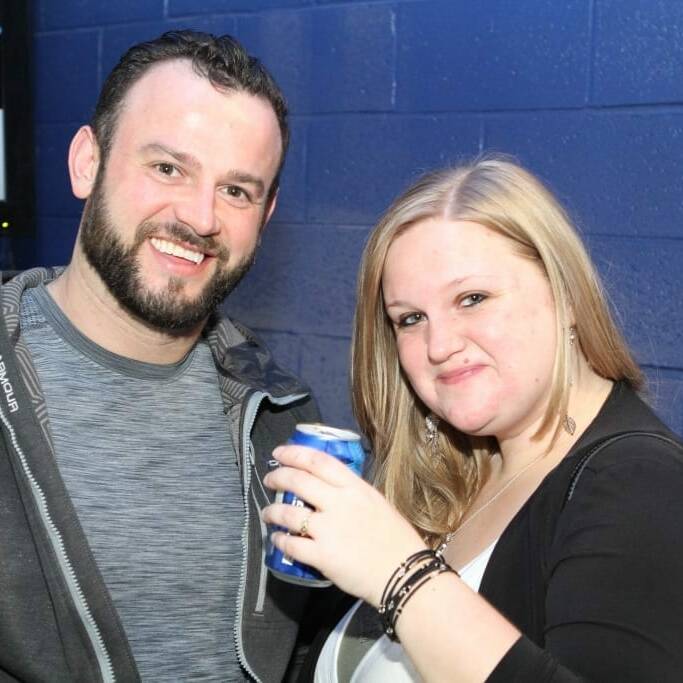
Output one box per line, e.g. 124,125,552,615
437,364,486,385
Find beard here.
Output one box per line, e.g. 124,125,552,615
79,176,256,332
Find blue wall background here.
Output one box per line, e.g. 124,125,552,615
25,0,683,433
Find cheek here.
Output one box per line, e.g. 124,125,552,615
107,175,167,225
473,313,516,369
493,308,556,390
396,337,442,413
396,337,427,390
218,209,262,249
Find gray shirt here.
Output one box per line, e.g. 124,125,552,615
21,284,248,681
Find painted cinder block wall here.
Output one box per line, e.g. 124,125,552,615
26,0,683,433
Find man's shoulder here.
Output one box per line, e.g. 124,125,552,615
205,311,313,401
1,267,63,316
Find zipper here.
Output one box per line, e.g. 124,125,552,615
233,390,266,683
0,404,115,682
233,389,308,682
253,486,269,614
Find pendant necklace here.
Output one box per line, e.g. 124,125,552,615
436,451,547,556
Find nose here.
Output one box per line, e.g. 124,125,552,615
426,317,466,364
173,185,220,237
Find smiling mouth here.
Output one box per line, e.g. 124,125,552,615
149,237,206,265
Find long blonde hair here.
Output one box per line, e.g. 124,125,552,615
351,156,643,545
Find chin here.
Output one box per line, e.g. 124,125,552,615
442,404,500,437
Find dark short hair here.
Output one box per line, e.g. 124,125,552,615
92,30,289,200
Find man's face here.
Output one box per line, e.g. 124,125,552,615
78,59,282,332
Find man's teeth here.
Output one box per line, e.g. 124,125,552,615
150,237,205,264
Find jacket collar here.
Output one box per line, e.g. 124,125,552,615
2,266,310,402
203,314,310,402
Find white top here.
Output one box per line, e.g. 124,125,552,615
315,539,499,683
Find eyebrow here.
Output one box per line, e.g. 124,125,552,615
139,143,266,199
383,275,479,309
225,171,266,199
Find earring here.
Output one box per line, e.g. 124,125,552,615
563,415,576,435
425,413,441,459
564,326,577,435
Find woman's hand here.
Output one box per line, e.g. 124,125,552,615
262,444,427,607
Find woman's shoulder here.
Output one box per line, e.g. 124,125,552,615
556,432,683,526
518,385,683,546
552,431,683,546
566,381,682,476
579,381,678,439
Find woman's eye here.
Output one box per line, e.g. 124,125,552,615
461,293,487,308
397,312,424,328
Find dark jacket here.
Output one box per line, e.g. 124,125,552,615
485,382,683,681
0,267,325,683
300,383,683,681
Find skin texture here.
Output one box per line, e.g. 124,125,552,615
50,59,282,363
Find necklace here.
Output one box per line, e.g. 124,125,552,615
437,451,547,555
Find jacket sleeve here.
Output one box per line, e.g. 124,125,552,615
488,436,683,682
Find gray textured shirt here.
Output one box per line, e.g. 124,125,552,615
21,284,249,681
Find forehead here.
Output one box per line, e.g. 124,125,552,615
381,218,551,304
110,59,282,171
385,219,522,274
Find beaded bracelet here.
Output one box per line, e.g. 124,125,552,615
382,558,452,640
378,549,458,642
379,549,434,616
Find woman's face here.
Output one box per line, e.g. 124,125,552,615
382,218,558,442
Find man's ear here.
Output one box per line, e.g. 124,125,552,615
262,187,279,228
68,125,101,199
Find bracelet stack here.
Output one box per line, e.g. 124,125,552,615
378,549,458,642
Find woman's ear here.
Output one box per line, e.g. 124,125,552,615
68,125,101,199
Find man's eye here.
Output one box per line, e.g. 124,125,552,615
397,312,424,328
155,162,179,176
223,185,252,204
461,293,487,308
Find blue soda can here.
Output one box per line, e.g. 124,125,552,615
266,423,365,587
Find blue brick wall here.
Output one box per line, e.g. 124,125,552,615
26,0,683,433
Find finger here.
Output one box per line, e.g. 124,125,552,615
272,445,358,486
263,502,317,538
264,465,336,510
269,530,322,572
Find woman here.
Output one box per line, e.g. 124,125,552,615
263,157,683,681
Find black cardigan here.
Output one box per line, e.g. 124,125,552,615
484,382,683,681
300,383,683,681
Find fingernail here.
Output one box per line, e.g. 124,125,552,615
273,446,284,459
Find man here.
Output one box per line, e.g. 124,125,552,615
0,31,321,681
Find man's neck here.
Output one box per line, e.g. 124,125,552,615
47,257,204,365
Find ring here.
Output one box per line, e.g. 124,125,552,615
299,514,311,537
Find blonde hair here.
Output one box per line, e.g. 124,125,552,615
351,156,643,545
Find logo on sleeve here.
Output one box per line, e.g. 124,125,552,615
0,356,19,413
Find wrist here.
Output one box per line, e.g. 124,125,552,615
367,541,430,608
377,547,458,641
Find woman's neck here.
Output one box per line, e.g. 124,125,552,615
496,362,614,477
